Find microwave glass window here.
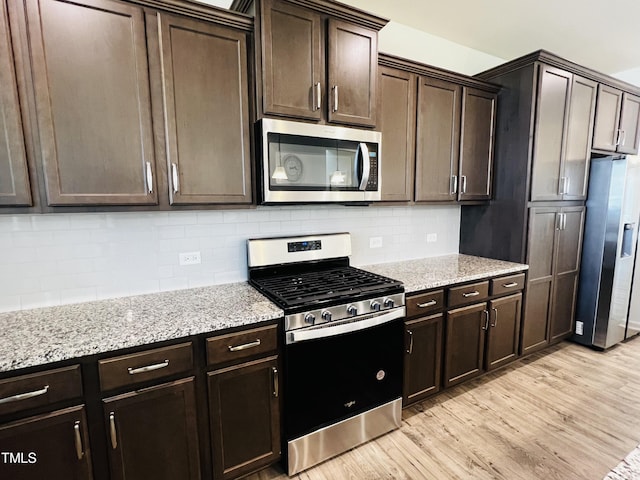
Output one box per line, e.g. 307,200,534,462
268,133,362,190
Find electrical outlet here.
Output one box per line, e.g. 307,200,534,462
427,233,437,243
369,237,383,249
575,321,584,336
179,251,201,265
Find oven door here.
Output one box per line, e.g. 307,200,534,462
283,310,403,441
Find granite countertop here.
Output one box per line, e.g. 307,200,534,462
361,254,528,293
0,283,283,373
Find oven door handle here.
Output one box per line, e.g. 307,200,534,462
286,307,405,344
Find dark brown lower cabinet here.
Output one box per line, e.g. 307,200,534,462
208,355,280,480
443,303,487,387
103,377,200,480
485,293,522,371
0,405,92,479
403,313,443,406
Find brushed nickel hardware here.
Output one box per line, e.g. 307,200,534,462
502,282,519,288
332,85,339,112
316,82,321,111
556,213,563,230
565,176,570,194
406,329,413,354
491,307,498,328
127,360,169,375
228,339,261,352
451,175,458,195
272,367,279,398
462,291,480,298
417,300,437,308
461,175,468,194
109,412,117,449
561,213,567,230
383,298,395,308
621,129,627,147
171,163,179,193
615,128,622,146
482,310,489,330
0,385,49,404
145,161,153,193
74,421,84,460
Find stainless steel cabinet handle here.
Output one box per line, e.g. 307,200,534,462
109,412,117,449
316,82,321,111
451,175,458,195
272,367,279,398
171,163,179,194
0,385,49,404
74,421,84,460
461,175,468,194
228,339,261,352
417,300,437,308
565,177,570,194
615,129,622,146
562,213,567,231
462,291,480,298
406,329,414,354
556,213,562,231
491,307,498,328
145,161,153,194
128,360,169,375
621,129,627,147
332,85,339,112
482,310,489,330
502,282,518,288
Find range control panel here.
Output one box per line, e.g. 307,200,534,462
288,240,322,253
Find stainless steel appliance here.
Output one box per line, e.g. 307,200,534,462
573,155,640,349
247,233,404,475
257,118,381,204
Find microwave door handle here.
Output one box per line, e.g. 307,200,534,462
358,142,370,190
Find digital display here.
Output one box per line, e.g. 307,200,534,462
288,240,322,252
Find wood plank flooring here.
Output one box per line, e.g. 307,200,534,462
246,336,640,480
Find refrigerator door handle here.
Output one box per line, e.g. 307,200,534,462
622,223,636,257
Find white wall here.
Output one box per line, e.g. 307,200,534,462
613,67,640,88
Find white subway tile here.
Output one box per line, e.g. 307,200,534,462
223,211,248,223
55,258,96,275
0,216,33,232
168,211,197,225
160,277,189,292
158,225,185,239
0,233,13,248
13,231,54,247
59,287,98,305
0,295,21,313
68,213,107,229
196,211,224,224
21,291,61,310
2,246,40,264
31,215,71,231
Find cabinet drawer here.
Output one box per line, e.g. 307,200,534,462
99,342,193,391
491,273,526,296
0,365,82,416
406,290,444,318
448,281,489,308
207,324,278,367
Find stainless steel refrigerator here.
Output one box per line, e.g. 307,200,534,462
573,155,640,349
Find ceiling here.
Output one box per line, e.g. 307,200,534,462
202,0,640,75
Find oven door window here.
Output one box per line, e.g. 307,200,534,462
267,133,367,191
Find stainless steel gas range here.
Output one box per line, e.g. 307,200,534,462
247,233,405,475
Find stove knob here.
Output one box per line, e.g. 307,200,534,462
321,310,332,322
370,300,382,312
383,298,395,308
347,305,358,316
304,313,316,325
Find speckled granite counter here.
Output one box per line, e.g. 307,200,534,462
361,254,528,293
0,283,282,373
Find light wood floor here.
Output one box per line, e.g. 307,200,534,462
247,336,640,480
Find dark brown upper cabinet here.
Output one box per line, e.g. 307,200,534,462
378,66,416,201
247,0,386,127
157,12,252,205
530,66,596,202
593,85,640,155
0,0,31,206
25,0,158,206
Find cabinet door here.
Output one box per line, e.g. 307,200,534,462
261,0,323,120
158,13,252,205
26,0,157,205
530,65,571,201
208,356,280,480
592,84,623,152
618,92,640,155
0,405,92,480
378,66,416,201
403,313,442,406
563,75,597,200
0,0,31,206
327,19,377,127
486,293,522,371
443,302,487,388
415,77,460,202
104,378,200,480
458,87,496,201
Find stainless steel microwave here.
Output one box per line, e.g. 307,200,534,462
258,118,382,204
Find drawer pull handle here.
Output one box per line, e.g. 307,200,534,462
272,367,279,398
74,421,84,460
228,339,261,352
502,282,518,288
127,360,169,375
406,329,414,354
482,310,489,330
109,412,118,449
491,307,498,328
417,300,437,308
462,291,480,298
0,385,49,404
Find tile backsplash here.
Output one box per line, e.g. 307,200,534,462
0,205,460,312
